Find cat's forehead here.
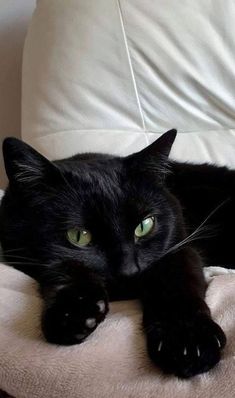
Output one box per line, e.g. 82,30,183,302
58,156,122,199
71,164,124,205
60,156,162,217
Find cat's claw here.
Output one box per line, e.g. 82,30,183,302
215,335,221,348
147,315,226,378
157,341,163,352
196,346,201,358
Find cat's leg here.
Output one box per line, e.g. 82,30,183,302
139,248,226,378
38,260,109,345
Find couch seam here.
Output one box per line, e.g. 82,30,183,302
116,0,149,144
27,127,235,140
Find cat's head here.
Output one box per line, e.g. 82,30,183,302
0,130,181,283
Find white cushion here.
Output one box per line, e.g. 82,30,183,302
22,0,235,167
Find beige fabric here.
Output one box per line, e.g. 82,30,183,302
0,263,234,398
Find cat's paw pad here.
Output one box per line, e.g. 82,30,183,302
42,286,108,345
147,315,226,378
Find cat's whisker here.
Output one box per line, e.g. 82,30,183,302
2,247,28,254
166,226,215,253
0,254,49,268
1,261,47,267
3,254,43,263
165,198,230,255
0,248,53,269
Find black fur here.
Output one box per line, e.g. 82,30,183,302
0,129,231,378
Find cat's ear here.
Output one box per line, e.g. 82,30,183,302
126,129,177,179
138,129,177,159
3,137,61,187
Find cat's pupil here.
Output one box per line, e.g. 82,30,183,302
67,228,92,247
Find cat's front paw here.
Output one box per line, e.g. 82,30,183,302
41,283,108,345
146,315,226,378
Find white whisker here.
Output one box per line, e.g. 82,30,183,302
166,198,230,255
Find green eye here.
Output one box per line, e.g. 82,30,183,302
135,216,155,239
67,228,92,247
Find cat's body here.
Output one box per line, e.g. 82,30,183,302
168,161,235,268
0,130,231,378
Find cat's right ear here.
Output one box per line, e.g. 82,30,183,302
125,129,177,182
2,137,61,188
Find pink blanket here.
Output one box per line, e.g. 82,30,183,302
0,263,234,398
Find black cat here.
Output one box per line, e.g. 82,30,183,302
0,129,232,378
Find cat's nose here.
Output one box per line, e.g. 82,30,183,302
115,249,140,278
108,243,140,279
117,261,140,278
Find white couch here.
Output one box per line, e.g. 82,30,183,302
22,0,235,165
1,1,235,397
0,0,35,188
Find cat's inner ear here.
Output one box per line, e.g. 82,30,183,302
125,129,177,177
2,137,59,186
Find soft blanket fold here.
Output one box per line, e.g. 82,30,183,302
0,263,234,398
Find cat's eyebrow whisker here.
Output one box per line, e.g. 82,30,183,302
165,198,230,255
57,169,80,203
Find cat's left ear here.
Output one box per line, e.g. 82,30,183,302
2,137,62,189
125,129,177,179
